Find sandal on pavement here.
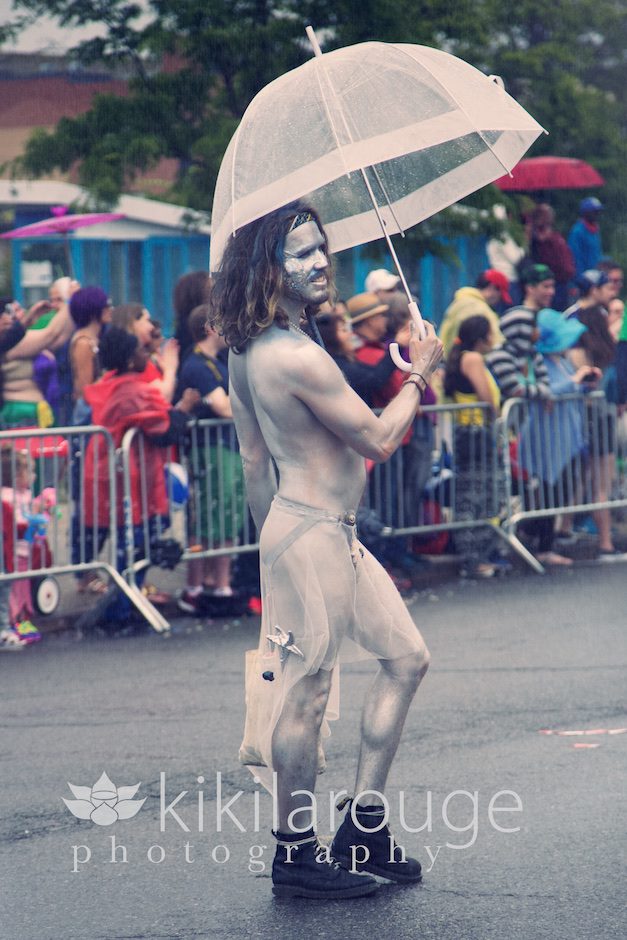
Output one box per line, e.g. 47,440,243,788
554,531,580,547
537,551,573,566
461,563,496,579
142,584,171,606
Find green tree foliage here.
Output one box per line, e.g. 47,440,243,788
6,1,323,207
3,0,626,256
474,0,627,256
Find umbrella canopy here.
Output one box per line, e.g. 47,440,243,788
210,40,544,272
0,212,126,239
494,156,604,191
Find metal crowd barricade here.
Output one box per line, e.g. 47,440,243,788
119,427,178,633
120,421,254,568
0,426,147,620
141,406,517,573
118,420,252,630
182,418,254,559
172,407,510,564
363,400,514,553
499,391,627,571
119,393,627,613
167,405,513,563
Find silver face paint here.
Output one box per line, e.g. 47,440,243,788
283,221,329,305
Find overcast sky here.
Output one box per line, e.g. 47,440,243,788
0,1,149,54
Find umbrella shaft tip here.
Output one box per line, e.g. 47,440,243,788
305,25,323,57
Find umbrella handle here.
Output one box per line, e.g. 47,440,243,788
389,300,427,372
304,26,427,370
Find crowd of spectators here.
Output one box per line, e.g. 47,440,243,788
0,274,206,646
446,196,625,571
1,194,626,649
310,195,626,583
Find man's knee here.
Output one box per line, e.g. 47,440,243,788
408,646,430,685
384,647,430,687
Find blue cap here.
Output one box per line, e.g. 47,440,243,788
577,269,609,293
536,308,587,355
580,196,603,213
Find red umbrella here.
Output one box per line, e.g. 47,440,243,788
0,211,126,276
494,156,604,191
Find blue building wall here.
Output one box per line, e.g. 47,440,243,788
11,235,210,335
351,236,489,328
11,233,487,334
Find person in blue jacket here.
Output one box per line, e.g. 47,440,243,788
568,196,604,276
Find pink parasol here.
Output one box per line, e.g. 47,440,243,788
0,210,126,276
0,212,126,239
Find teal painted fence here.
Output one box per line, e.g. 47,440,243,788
11,233,487,334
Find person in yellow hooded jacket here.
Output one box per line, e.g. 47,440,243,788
438,269,509,356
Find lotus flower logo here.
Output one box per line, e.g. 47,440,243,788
63,772,145,826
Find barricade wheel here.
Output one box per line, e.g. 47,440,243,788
33,576,60,616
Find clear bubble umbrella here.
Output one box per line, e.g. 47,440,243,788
210,29,544,366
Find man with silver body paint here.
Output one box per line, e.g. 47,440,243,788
211,201,443,900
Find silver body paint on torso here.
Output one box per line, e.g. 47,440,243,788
229,326,367,514
229,220,367,514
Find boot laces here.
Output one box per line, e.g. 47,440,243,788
315,840,340,869
356,813,400,851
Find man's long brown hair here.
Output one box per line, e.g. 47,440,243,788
210,201,333,352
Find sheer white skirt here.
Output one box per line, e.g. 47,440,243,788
240,495,428,789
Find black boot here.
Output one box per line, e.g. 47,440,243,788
331,802,422,884
272,832,378,899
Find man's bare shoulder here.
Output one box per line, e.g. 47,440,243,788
235,328,339,387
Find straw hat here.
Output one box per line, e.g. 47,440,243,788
346,292,389,325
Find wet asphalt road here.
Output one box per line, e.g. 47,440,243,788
2,562,626,940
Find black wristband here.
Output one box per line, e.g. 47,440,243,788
404,376,424,395
410,371,428,386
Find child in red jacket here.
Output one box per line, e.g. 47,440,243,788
79,328,197,630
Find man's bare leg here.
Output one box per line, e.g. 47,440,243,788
271,667,379,897
354,650,430,795
272,668,333,833
331,649,429,884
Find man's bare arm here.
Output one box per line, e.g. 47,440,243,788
229,377,277,532
293,324,442,462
